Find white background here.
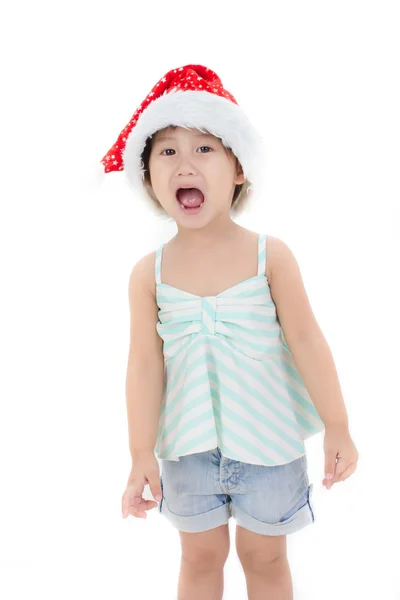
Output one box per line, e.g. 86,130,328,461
1,0,399,598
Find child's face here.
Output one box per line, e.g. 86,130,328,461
147,126,245,224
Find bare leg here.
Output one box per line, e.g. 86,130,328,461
177,524,230,600
243,554,293,599
178,558,225,600
236,526,293,600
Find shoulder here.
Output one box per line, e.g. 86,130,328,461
264,234,283,282
264,235,297,284
128,248,158,301
127,249,164,362
264,235,322,341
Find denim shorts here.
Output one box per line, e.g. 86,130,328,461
158,447,315,535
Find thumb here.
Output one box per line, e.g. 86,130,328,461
149,473,163,502
325,453,337,479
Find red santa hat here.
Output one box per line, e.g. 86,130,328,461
92,64,266,207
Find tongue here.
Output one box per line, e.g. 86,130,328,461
177,188,204,207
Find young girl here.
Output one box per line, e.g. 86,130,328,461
102,64,358,599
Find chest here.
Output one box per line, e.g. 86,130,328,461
159,237,271,298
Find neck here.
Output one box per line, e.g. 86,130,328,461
173,219,245,250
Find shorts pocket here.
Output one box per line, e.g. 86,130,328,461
306,483,315,522
276,483,315,525
277,481,310,523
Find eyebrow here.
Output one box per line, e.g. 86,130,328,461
153,133,215,145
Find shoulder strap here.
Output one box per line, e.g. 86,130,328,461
257,233,267,275
155,243,164,284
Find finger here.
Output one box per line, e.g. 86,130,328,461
328,461,346,483
148,472,163,502
123,498,152,518
122,486,145,514
323,453,342,486
125,504,149,519
129,509,147,519
324,461,354,488
324,451,339,478
123,499,158,519
333,462,357,483
132,498,159,509
122,506,146,519
122,494,140,517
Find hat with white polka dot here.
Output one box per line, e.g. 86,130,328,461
92,64,266,205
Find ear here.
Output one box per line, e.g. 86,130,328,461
234,162,245,186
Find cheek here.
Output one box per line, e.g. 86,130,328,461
208,163,236,188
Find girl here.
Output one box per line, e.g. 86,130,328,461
101,64,358,599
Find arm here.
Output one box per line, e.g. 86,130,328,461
125,253,165,458
268,236,348,428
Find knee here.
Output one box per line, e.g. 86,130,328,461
238,549,287,576
181,543,229,572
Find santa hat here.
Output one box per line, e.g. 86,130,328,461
92,64,266,209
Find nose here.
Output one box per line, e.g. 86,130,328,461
177,164,197,177
175,154,199,177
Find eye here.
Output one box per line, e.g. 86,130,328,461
160,146,213,156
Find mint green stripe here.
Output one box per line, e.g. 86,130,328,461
160,346,310,445
210,378,306,450
217,311,273,322
212,401,296,462
209,336,319,428
217,321,279,338
159,390,213,441
156,293,197,303
164,419,217,456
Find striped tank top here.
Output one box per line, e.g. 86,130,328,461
154,232,325,466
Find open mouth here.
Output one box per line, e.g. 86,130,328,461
176,188,205,212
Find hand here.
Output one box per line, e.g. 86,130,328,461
121,451,163,519
322,424,359,490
